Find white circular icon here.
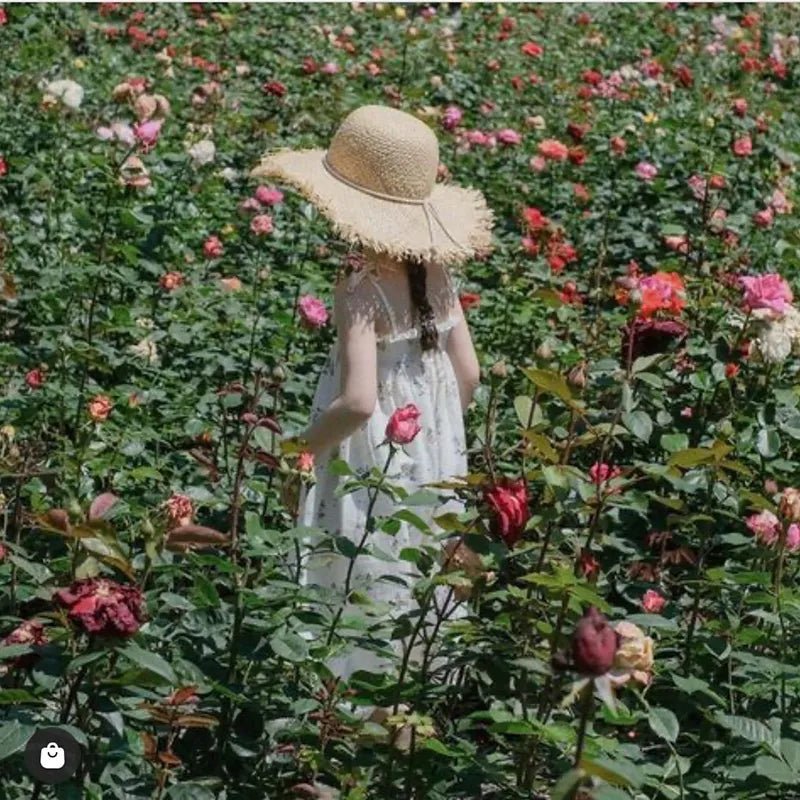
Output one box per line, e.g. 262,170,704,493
39,742,66,770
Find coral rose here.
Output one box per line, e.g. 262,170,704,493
537,138,569,161
88,394,113,422
641,589,666,613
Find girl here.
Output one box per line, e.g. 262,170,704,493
251,104,494,692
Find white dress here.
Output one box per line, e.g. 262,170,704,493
297,266,468,682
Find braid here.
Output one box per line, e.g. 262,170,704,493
405,258,438,351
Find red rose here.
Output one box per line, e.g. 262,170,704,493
54,578,145,638
262,80,287,98
459,292,481,312
385,404,422,445
484,477,529,548
571,606,619,675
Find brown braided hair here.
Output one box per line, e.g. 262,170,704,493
405,258,438,351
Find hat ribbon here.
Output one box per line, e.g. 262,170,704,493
322,154,468,252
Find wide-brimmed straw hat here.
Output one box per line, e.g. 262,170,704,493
250,104,495,266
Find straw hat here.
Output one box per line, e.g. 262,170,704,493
250,104,495,265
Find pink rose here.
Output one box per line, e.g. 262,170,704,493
589,461,622,485
529,155,547,172
385,403,422,445
497,128,522,146
787,524,800,553
297,451,315,475
732,136,752,157
203,235,224,259
254,185,284,205
746,510,780,546
133,118,162,150
732,97,748,117
635,161,658,182
25,368,45,389
442,105,463,131
250,214,274,236
297,294,329,328
740,273,793,317
641,589,666,613
753,208,774,228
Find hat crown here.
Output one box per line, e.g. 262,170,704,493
326,105,439,201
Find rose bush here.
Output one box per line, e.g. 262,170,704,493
3,3,800,799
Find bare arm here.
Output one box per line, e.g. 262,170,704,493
445,298,481,413
301,277,378,459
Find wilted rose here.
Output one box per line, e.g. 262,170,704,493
1,620,48,670
54,578,145,638
779,487,800,522
164,493,194,528
572,607,619,676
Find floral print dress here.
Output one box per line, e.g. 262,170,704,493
297,266,468,681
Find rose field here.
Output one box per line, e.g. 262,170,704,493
5,1,800,798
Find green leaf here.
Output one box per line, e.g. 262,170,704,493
514,395,533,427
755,756,799,784
0,721,34,761
118,643,178,684
550,768,585,800
422,738,460,757
716,713,779,747
660,433,689,453
623,410,653,443
649,706,679,743
757,428,781,459
269,631,309,663
522,367,574,405
581,756,643,787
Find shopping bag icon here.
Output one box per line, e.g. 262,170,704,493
39,743,65,770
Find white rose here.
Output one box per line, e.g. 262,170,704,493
43,79,84,109
188,139,216,167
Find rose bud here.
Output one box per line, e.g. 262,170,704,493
567,361,587,389
571,606,619,676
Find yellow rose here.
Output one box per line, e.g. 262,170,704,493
642,112,659,125
394,6,406,19
73,58,86,70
